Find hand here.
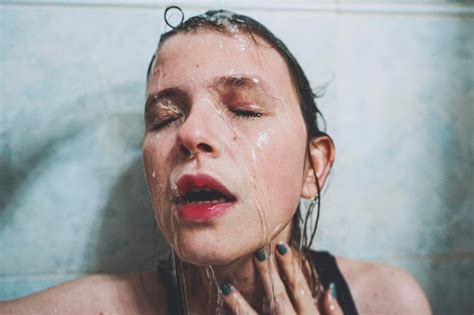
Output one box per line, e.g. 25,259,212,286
220,242,343,314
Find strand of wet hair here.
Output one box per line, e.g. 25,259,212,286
300,150,324,300
164,6,185,29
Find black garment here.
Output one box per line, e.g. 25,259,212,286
309,251,358,315
158,250,358,314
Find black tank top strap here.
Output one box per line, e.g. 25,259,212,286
157,251,358,315
309,250,359,315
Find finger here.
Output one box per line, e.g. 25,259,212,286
275,242,319,314
254,249,297,315
322,283,343,315
220,282,258,315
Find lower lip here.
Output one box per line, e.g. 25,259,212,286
177,201,235,221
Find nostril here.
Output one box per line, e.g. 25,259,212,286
197,143,213,153
177,140,216,158
179,144,191,157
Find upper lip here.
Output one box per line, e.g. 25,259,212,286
175,173,236,203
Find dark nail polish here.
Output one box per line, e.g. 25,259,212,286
255,249,266,262
276,243,287,255
329,282,337,299
220,282,232,296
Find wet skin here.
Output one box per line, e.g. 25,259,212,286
140,29,336,313
142,30,312,266
0,29,431,315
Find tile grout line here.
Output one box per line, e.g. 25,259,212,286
0,1,473,17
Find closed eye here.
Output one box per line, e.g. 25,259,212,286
149,115,182,131
231,109,263,119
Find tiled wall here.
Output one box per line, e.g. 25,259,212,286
1,1,473,313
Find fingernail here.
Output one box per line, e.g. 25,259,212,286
220,282,232,296
255,249,266,262
276,242,287,255
329,282,337,299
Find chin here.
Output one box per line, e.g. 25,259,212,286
172,232,247,266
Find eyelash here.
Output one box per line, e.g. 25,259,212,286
149,116,181,131
232,109,263,119
148,105,263,132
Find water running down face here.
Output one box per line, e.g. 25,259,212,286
142,30,313,265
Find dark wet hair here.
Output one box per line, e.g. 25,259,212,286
147,7,327,139
146,6,333,302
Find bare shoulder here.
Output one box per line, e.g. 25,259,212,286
0,272,166,315
336,256,431,315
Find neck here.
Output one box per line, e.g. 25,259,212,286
181,224,293,314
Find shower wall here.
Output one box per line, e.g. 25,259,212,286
1,1,473,313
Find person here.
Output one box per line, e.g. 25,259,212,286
0,8,431,315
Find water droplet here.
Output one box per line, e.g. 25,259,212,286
255,131,269,148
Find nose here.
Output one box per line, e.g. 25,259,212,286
176,101,223,159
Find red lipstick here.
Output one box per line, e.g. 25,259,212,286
175,174,236,221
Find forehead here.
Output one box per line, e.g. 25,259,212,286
149,30,296,98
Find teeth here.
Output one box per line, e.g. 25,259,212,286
183,197,229,205
191,188,213,193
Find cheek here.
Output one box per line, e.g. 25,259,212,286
142,139,166,194
259,133,305,201
242,121,307,238
142,136,174,236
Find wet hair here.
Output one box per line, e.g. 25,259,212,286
146,6,333,303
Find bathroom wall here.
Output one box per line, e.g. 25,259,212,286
1,1,473,313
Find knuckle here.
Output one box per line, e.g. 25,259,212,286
292,285,310,298
273,288,290,303
284,272,297,288
281,265,299,285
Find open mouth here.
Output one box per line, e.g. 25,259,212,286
175,174,237,220
179,188,234,204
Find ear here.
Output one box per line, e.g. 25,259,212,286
300,135,335,199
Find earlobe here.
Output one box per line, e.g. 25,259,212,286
301,166,318,199
300,136,335,199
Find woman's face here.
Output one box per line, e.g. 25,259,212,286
142,30,308,265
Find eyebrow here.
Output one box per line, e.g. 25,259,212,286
145,87,188,111
208,75,270,94
146,74,270,109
